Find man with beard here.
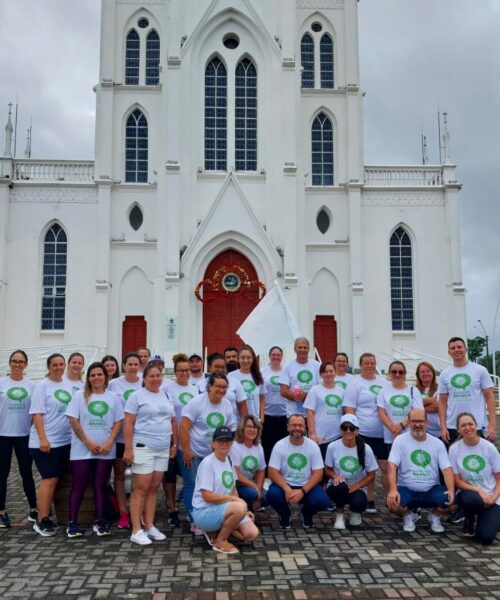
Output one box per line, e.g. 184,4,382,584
267,414,329,529
387,408,455,534
224,347,239,373
188,354,205,386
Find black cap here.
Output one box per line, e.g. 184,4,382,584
189,353,202,361
212,426,233,441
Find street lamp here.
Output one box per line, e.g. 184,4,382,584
476,319,490,360
493,301,500,386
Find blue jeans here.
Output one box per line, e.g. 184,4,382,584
457,490,500,545
177,450,202,520
266,482,330,526
236,483,268,511
398,484,449,510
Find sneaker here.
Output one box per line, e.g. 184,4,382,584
428,512,444,533
327,503,336,512
403,513,416,533
117,512,130,529
93,519,111,537
256,506,266,513
146,525,166,541
447,508,464,524
168,511,181,528
366,500,377,513
279,518,291,530
349,512,362,527
66,521,84,538
28,510,38,523
190,523,204,536
462,517,475,537
413,508,422,522
33,517,57,537
130,529,152,545
334,514,346,530
0,513,11,528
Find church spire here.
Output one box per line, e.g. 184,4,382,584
3,103,13,158
442,112,451,164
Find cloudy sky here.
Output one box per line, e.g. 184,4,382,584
1,0,499,357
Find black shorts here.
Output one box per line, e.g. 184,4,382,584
115,442,125,460
361,435,389,461
163,453,180,484
31,444,70,479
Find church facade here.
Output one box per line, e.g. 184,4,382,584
0,0,466,367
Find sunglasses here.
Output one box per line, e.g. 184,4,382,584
341,425,357,432
390,370,405,375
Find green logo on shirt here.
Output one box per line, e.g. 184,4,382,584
335,381,347,390
450,374,472,390
325,394,342,408
369,385,382,395
222,470,234,489
389,395,410,409
6,387,29,402
463,454,486,474
123,389,135,401
287,453,308,470
54,389,72,405
410,450,431,468
178,392,194,405
88,401,109,417
297,370,313,384
242,455,259,473
241,380,256,394
339,456,361,473
206,412,225,428
270,376,280,385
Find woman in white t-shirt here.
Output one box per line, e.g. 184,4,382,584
333,352,354,392
261,346,288,464
228,345,265,421
449,412,500,545
124,364,177,546
192,426,259,554
63,352,85,396
0,350,36,529
65,362,123,538
415,362,441,438
101,354,120,382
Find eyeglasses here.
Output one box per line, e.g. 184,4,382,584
245,425,258,430
390,370,405,375
340,425,357,432
10,360,27,365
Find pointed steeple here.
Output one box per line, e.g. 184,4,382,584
442,112,451,165
4,103,13,158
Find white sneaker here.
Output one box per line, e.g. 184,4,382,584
334,514,346,530
349,512,362,527
130,529,152,545
146,525,166,541
427,512,444,533
403,513,416,532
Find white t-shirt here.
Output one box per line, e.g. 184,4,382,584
181,393,237,458
376,384,423,443
269,436,324,487
167,381,198,433
388,433,451,492
437,362,493,430
230,441,266,480
343,376,385,438
107,376,142,443
325,438,378,494
125,388,174,451
279,359,321,417
449,438,500,506
333,373,354,392
261,366,287,417
197,377,246,423
29,379,73,448
192,453,237,510
189,374,206,387
421,388,441,437
228,370,264,418
63,375,84,396
303,383,344,444
0,376,34,436
65,390,124,460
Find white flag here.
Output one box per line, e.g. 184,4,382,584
237,282,301,357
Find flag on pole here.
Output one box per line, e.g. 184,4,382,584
236,282,301,357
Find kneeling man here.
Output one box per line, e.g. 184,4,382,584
387,408,454,533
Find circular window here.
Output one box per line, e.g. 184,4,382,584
311,22,323,32
222,272,241,292
223,33,240,49
138,17,149,28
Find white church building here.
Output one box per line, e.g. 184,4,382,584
0,0,466,368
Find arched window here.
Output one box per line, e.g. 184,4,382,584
301,33,314,88
125,109,148,183
41,224,67,330
205,58,227,171
146,30,160,85
320,34,334,89
125,29,140,85
311,112,333,185
235,58,257,171
390,227,414,331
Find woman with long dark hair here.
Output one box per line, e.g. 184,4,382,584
261,346,288,464
228,345,265,421
101,355,120,381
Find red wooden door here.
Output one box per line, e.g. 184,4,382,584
202,250,260,355
122,316,147,359
313,315,337,363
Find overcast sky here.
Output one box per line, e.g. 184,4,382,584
0,0,499,358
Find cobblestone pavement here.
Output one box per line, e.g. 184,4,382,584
1,464,499,600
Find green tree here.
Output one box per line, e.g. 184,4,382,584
467,336,486,363
479,351,500,374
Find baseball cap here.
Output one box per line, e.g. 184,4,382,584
212,426,233,441
340,414,359,428
189,353,202,361
148,354,165,364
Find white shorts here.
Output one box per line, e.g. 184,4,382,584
131,446,169,475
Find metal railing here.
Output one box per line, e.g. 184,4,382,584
13,160,95,183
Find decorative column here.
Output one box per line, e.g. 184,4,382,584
347,182,364,360
93,180,112,350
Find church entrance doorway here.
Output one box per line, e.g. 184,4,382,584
122,315,147,360
313,315,337,362
202,249,261,356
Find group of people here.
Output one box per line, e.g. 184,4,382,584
0,336,498,555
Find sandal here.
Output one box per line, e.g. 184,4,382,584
202,530,216,546
212,541,239,555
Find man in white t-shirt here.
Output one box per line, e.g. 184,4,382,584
438,337,495,445
188,353,206,386
267,414,329,528
387,408,455,534
279,337,321,417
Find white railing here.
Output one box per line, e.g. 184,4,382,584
364,165,443,187
13,160,95,183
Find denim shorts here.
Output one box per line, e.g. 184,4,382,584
192,503,251,532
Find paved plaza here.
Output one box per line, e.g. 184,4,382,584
1,466,499,600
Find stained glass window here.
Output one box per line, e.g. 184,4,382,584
390,227,414,331
41,224,67,330
146,30,160,85
125,29,140,85
320,34,334,89
125,109,148,183
311,112,333,186
235,58,257,171
301,33,314,88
